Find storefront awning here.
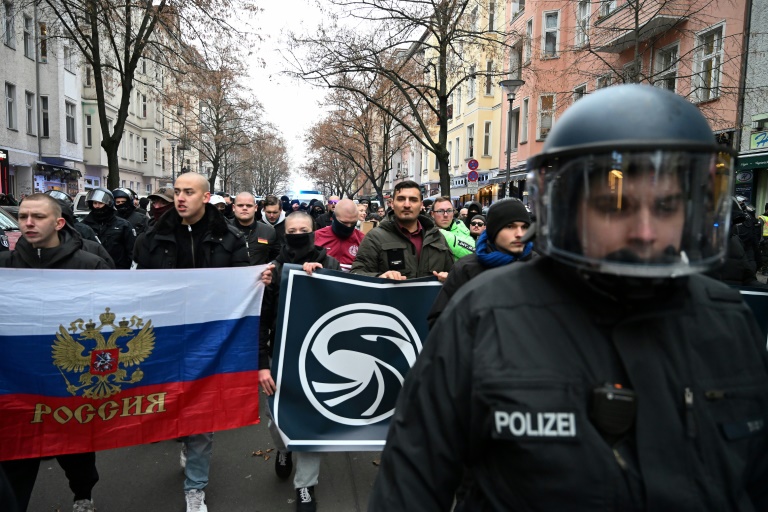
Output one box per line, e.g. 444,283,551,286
491,170,528,183
37,158,82,179
737,152,768,171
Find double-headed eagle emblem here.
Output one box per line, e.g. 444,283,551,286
52,308,155,399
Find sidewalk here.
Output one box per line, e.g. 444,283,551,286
28,399,381,511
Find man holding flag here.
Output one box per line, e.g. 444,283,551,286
133,172,268,512
1,193,111,512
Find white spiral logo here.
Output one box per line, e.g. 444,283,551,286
299,303,422,426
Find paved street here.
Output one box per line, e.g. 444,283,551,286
28,399,381,512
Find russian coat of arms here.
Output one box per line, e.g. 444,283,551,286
52,307,155,399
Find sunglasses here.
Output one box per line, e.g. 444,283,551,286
470,221,485,227
328,200,338,205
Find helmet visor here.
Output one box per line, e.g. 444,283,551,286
534,150,733,277
86,189,113,206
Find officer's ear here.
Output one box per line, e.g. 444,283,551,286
55,217,66,232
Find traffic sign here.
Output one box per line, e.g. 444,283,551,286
467,182,478,194
467,159,479,171
467,170,479,182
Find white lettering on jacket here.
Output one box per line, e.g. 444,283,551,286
494,411,576,438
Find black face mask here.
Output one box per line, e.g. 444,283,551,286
285,232,314,249
331,217,356,239
115,202,132,216
91,205,114,221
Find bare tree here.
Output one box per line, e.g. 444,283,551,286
286,0,517,196
164,44,263,192
29,0,257,189
238,126,293,197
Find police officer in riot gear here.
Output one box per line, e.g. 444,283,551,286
44,190,100,244
370,85,768,511
82,188,136,269
112,188,148,235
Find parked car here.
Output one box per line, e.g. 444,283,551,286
0,205,18,219
0,206,21,250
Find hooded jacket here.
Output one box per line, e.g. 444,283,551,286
0,224,111,269
371,257,768,511
260,210,286,248
350,212,453,278
133,204,248,269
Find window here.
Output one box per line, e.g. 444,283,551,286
140,93,147,118
84,66,92,86
538,94,555,139
656,43,679,92
146,184,152,194
471,6,478,32
155,102,162,123
63,46,73,73
85,114,92,147
65,101,76,142
155,139,161,164
23,15,32,58
4,2,15,48
120,134,126,158
521,97,529,143
455,87,462,115
466,124,475,158
510,109,520,152
485,61,493,95
573,83,587,102
142,137,148,162
106,117,113,138
596,74,612,89
542,11,560,58
40,96,48,136
141,58,146,74
512,0,525,18
623,61,641,84
488,2,495,31
129,133,134,160
38,22,46,62
524,18,533,63
5,82,16,130
447,141,452,168
510,46,523,79
483,121,491,156
576,0,590,48
694,25,723,102
600,0,616,18
468,65,476,100
454,137,460,167
25,90,33,134
161,147,165,170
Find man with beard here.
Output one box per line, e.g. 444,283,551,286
430,196,475,261
231,191,279,265
112,188,148,235
81,188,136,269
370,85,768,511
261,195,287,247
314,198,364,272
0,194,109,512
258,211,340,512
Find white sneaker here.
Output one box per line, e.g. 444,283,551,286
180,443,188,469
73,499,95,512
185,489,208,512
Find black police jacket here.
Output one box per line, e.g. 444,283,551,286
370,257,768,511
82,209,136,269
133,204,248,269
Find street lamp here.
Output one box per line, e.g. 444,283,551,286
168,138,179,182
499,79,525,199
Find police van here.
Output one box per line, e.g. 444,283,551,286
288,190,325,205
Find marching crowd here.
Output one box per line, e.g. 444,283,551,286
2,84,768,512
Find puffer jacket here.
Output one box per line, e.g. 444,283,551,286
350,212,453,278
0,224,111,269
133,204,248,269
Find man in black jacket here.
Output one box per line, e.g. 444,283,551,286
231,192,278,265
112,188,148,235
370,85,768,511
0,194,108,512
81,188,135,269
314,195,339,228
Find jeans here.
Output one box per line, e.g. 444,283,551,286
183,433,213,492
265,400,322,489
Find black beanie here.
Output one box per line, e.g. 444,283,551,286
486,199,531,244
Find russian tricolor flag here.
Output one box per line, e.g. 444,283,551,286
0,266,265,461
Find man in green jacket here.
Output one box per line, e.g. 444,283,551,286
430,196,475,261
350,180,453,280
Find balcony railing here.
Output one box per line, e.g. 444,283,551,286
591,0,691,54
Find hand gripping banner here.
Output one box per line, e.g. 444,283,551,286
269,264,442,451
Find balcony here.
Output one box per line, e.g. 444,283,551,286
592,0,690,54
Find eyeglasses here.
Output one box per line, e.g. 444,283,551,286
433,209,455,216
470,221,485,227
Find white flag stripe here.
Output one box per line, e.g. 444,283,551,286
0,266,266,336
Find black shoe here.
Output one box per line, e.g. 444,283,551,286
275,450,293,480
296,486,316,512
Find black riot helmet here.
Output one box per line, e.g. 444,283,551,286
45,190,73,208
112,188,134,202
85,187,114,209
527,84,735,278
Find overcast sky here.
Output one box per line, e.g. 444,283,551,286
245,0,329,190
